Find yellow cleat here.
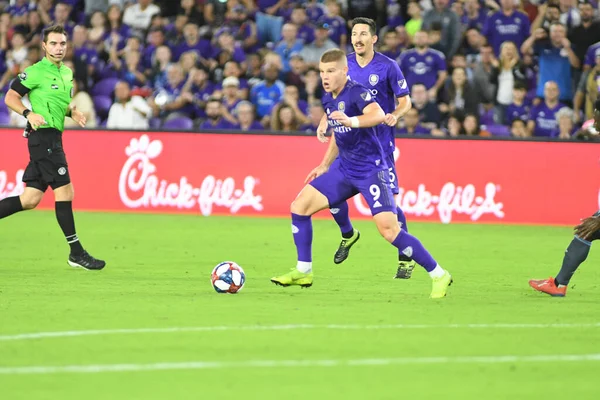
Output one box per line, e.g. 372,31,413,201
271,269,313,288
430,271,453,299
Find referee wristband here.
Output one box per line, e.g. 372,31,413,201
22,109,31,118
350,117,360,128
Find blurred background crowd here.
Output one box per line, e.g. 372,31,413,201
0,0,599,139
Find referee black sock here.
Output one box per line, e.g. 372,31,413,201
555,237,591,286
0,196,24,219
55,201,84,255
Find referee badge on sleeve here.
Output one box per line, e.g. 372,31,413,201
70,87,74,98
19,72,27,81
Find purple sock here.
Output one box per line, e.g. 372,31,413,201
391,231,437,272
292,213,313,262
397,206,408,233
330,201,353,236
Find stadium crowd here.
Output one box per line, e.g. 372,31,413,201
0,0,599,139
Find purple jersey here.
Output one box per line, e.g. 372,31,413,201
397,48,447,91
584,42,600,68
505,103,529,124
461,11,487,31
200,119,236,130
483,11,530,56
529,102,564,137
348,52,410,156
322,79,387,179
320,15,346,45
396,125,431,135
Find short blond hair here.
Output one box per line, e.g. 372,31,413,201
320,49,347,64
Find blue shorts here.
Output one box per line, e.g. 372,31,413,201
310,159,397,216
385,152,399,195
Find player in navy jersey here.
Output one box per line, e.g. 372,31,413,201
529,99,600,297
316,18,416,280
271,49,452,299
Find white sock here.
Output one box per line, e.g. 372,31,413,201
296,261,312,273
428,264,445,279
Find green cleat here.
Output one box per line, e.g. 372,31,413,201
333,229,361,264
271,269,314,288
430,271,453,299
394,260,416,279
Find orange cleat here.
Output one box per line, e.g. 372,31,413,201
529,277,567,297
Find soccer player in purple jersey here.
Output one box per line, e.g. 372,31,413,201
316,18,416,280
271,49,452,299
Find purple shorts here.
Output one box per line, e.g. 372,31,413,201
385,152,399,195
310,158,397,216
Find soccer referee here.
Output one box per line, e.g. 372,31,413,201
0,25,105,270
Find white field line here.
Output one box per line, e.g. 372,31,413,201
0,322,599,342
1,354,600,375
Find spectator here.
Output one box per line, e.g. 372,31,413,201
149,45,172,89
321,0,347,49
149,64,194,121
220,76,243,124
527,81,566,137
303,66,324,103
189,66,214,120
555,106,577,139
284,52,307,90
530,3,562,35
226,5,260,54
484,0,530,56
199,97,235,130
179,0,204,26
53,1,76,37
464,28,484,68
422,0,461,59
122,0,160,37
505,82,530,125
405,1,423,41
472,44,497,107
290,5,315,45
299,22,337,68
274,23,305,73
410,82,442,128
397,108,432,135
582,50,600,120
234,101,264,131
109,35,147,88
398,30,447,101
440,67,479,116
179,51,199,77
220,61,249,99
212,28,247,70
175,22,212,64
379,30,406,60
569,1,600,67
106,80,152,129
511,118,528,138
87,11,108,52
463,113,491,137
462,0,490,32
64,78,97,129
490,41,527,123
300,100,325,132
279,84,310,125
107,5,130,47
18,10,44,48
250,62,285,124
521,23,580,104
558,0,581,30
446,113,463,136
270,102,302,132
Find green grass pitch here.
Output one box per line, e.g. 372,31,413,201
1,211,599,399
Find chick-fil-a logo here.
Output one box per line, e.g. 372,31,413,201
0,169,25,200
353,146,505,223
118,135,263,216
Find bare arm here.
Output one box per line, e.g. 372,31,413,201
530,5,546,34
521,33,538,55
392,95,412,120
319,131,339,168
5,89,29,116
526,120,535,137
433,71,448,93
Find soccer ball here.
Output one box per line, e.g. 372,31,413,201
211,261,246,293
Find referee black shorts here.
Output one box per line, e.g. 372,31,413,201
22,128,71,192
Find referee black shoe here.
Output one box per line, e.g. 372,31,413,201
68,251,106,270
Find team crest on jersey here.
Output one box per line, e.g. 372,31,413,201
19,72,27,81
338,101,345,112
369,74,379,86
360,91,372,101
